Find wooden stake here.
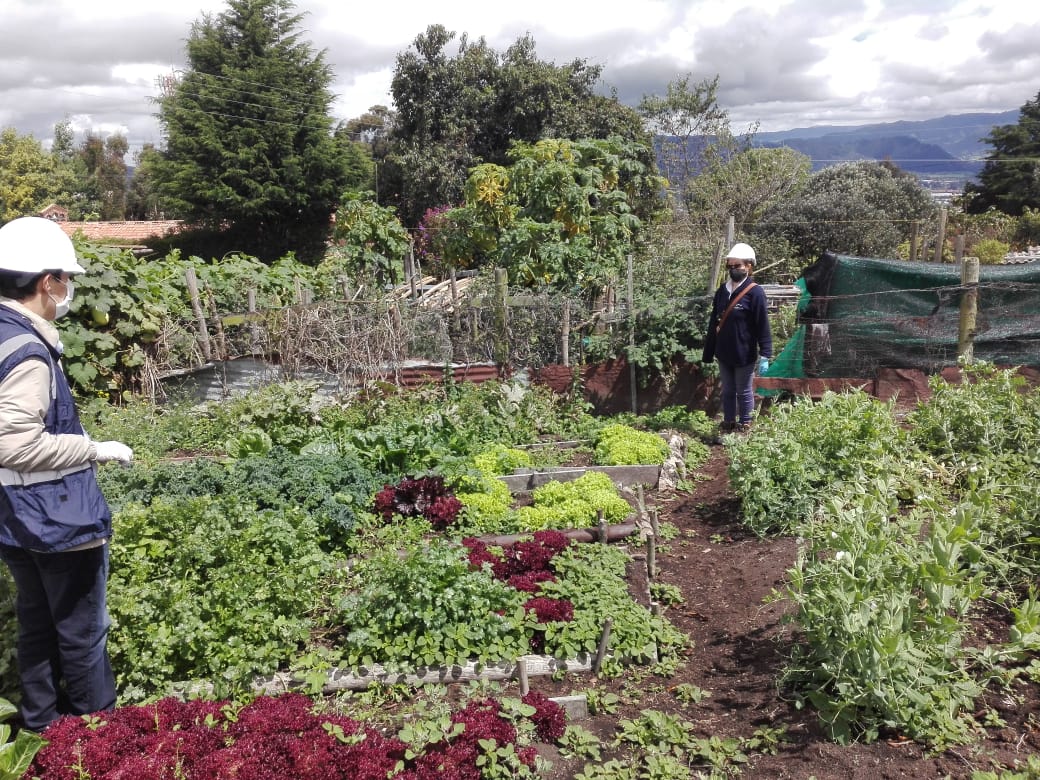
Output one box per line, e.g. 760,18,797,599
958,256,980,363
247,287,259,355
934,207,948,263
561,299,571,367
592,618,613,675
647,535,656,580
517,656,530,696
183,265,212,363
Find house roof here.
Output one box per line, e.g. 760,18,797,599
57,220,183,243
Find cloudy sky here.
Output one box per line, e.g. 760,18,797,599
2,0,1038,154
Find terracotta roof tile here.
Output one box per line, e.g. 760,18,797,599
58,220,184,242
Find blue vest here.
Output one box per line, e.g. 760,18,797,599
0,306,111,552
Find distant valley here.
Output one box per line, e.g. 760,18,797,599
751,110,1019,190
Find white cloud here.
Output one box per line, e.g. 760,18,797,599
0,0,1036,151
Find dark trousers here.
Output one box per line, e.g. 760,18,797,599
0,542,115,732
718,361,756,425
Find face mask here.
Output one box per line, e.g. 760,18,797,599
728,267,748,283
49,278,74,319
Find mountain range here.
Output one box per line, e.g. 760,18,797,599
749,109,1020,188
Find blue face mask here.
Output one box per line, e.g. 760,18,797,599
728,267,748,283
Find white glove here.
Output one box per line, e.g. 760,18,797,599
93,440,134,464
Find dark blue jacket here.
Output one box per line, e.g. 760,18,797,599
702,279,773,367
0,306,111,552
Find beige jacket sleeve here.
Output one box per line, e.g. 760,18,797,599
0,356,96,472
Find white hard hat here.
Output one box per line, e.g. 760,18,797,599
726,242,756,263
0,217,85,275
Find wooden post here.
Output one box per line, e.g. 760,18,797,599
517,657,530,696
909,222,919,263
561,300,571,367
597,509,608,544
207,288,227,361
408,243,418,300
183,265,212,363
647,535,656,580
592,618,613,675
954,234,965,266
627,254,637,414
449,266,461,338
294,277,304,305
493,267,509,368
934,207,948,263
707,239,724,295
247,288,259,355
958,256,980,363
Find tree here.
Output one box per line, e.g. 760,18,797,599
638,75,735,212
382,25,653,226
127,144,174,220
688,146,812,239
964,90,1040,216
430,136,660,295
155,0,350,261
0,128,58,223
49,119,92,220
758,161,937,259
79,132,129,220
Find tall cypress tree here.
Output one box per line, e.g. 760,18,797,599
965,90,1040,216
156,0,350,261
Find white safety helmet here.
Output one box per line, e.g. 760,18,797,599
0,217,85,275
726,242,756,264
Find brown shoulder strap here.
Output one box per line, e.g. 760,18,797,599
715,281,757,335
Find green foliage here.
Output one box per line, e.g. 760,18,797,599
783,489,983,747
907,363,1040,464
739,366,1040,748
0,575,15,707
334,540,530,669
540,545,685,663
594,424,669,466
383,25,652,227
108,496,335,700
155,0,351,261
972,238,1010,264
728,390,910,535
641,406,716,442
60,240,171,396
472,444,533,476
626,294,711,378
321,191,411,287
966,89,1040,216
0,127,62,222
98,446,375,545
558,724,603,760
516,472,632,531
759,160,937,260
0,697,45,780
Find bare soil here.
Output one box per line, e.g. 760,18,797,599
531,443,1040,779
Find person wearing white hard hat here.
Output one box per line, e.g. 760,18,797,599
702,242,773,433
0,216,132,732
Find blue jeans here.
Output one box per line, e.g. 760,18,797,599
718,361,756,425
0,543,115,731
